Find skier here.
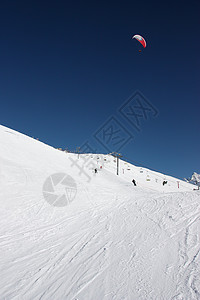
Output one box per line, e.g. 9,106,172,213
163,180,167,186
132,179,136,186
94,168,98,174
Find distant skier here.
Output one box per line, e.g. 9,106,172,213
132,179,136,186
94,168,98,174
163,180,167,186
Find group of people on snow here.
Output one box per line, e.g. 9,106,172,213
132,179,168,186
94,170,168,188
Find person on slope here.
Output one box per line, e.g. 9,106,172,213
132,179,137,186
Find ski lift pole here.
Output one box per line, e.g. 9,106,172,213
77,147,80,159
109,152,122,175
116,153,122,175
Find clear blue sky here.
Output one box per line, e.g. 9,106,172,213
0,0,199,180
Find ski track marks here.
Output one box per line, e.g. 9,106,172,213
0,124,199,300
1,188,200,299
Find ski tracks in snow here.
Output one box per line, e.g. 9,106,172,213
173,198,200,300
1,178,200,300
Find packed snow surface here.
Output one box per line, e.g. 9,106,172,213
0,125,199,300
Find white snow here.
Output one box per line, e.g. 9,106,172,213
0,124,200,300
191,172,200,186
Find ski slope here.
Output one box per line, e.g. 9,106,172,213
0,125,200,300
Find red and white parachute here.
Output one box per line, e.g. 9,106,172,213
132,34,146,48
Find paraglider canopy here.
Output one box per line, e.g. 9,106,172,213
132,34,146,48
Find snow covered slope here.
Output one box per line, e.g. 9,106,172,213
0,125,200,300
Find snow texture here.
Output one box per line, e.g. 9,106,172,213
191,173,200,186
0,125,199,300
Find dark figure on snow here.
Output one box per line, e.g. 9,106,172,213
94,168,98,173
163,180,167,186
132,179,136,186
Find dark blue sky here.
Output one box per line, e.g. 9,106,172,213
1,0,199,179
